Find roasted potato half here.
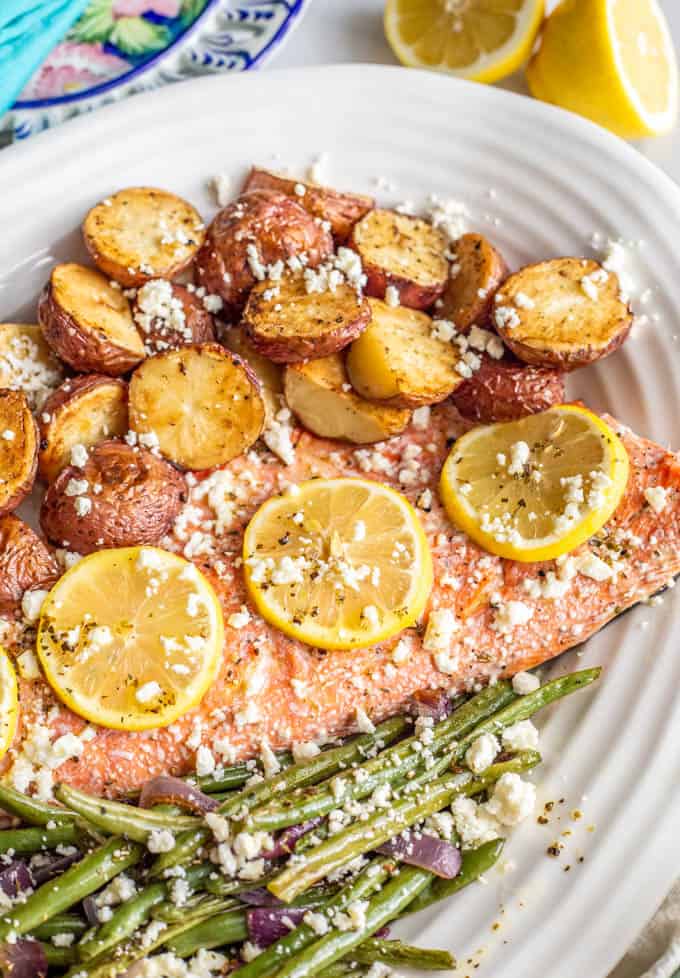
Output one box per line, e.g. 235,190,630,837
40,440,187,554
0,515,59,616
195,190,334,319
243,167,374,242
0,323,64,411
129,343,266,470
221,326,283,423
348,209,448,310
83,187,205,287
39,263,144,376
132,280,216,354
0,390,38,515
284,353,411,444
243,272,371,363
346,299,464,409
451,355,566,423
438,233,508,331
38,375,129,483
493,258,633,370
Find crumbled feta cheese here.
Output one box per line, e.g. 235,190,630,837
492,600,533,634
196,746,216,777
644,485,669,513
20,588,49,623
292,741,321,763
303,910,330,935
135,680,162,704
74,497,92,518
70,444,89,468
511,671,540,695
451,796,501,848
211,173,232,207
227,606,251,629
502,719,539,751
465,732,499,774
484,773,536,826
494,306,521,330
384,285,400,307
355,707,375,734
147,829,176,853
423,608,459,654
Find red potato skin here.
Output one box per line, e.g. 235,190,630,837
0,514,59,616
438,233,509,332
40,440,188,554
0,390,38,516
243,167,374,243
195,190,334,320
133,283,216,353
38,375,129,483
451,355,566,423
38,283,142,377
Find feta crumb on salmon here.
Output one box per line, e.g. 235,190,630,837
644,485,669,513
512,671,540,695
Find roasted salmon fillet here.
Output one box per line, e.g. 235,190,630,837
3,403,678,796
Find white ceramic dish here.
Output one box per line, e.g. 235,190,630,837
0,65,679,978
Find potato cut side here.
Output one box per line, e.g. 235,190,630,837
243,273,371,363
348,209,448,310
129,343,266,470
38,375,129,483
0,324,64,412
0,390,38,515
438,233,508,331
41,441,187,555
284,353,411,444
132,280,216,354
346,299,465,408
451,355,566,423
0,514,59,616
221,326,283,423
493,258,633,370
39,263,144,376
83,187,205,287
243,167,374,242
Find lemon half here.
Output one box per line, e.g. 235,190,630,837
244,478,433,650
440,405,629,562
37,547,224,731
0,647,18,762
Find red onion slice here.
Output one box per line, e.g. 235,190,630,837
238,888,283,908
82,895,101,926
262,818,325,861
377,832,462,879
410,689,454,721
0,862,33,899
30,852,80,887
139,776,218,814
0,939,47,978
246,907,308,946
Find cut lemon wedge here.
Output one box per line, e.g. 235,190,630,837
37,547,224,731
0,647,18,762
440,405,629,562
384,0,545,84
527,0,678,138
243,478,433,650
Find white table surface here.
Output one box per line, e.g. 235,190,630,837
274,0,680,187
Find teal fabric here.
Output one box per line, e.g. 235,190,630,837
0,0,91,115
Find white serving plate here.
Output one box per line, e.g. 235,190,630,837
0,65,679,978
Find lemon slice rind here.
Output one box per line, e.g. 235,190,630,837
0,647,18,762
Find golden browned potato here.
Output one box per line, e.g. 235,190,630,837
40,440,187,554
221,326,283,423
438,233,508,331
345,299,464,408
284,353,411,443
243,167,374,242
195,190,334,319
38,375,129,483
129,344,265,470
493,258,633,370
132,280,216,354
243,272,371,363
0,324,64,411
451,355,566,423
348,209,448,310
0,390,38,515
0,514,59,616
39,263,145,376
83,187,205,288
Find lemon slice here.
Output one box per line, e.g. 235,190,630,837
527,0,678,138
0,647,18,762
440,405,629,562
243,478,433,651
384,0,545,84
37,547,224,731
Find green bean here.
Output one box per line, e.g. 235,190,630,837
0,823,80,855
406,838,505,915
0,837,142,941
163,909,248,956
55,785,201,843
268,751,539,903
457,668,602,755
150,718,410,878
0,784,74,827
77,882,167,961
205,871,278,898
245,683,515,833
233,858,392,978
31,914,88,940
353,938,455,970
271,866,434,978
152,894,240,924
317,965,361,978
43,943,77,968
